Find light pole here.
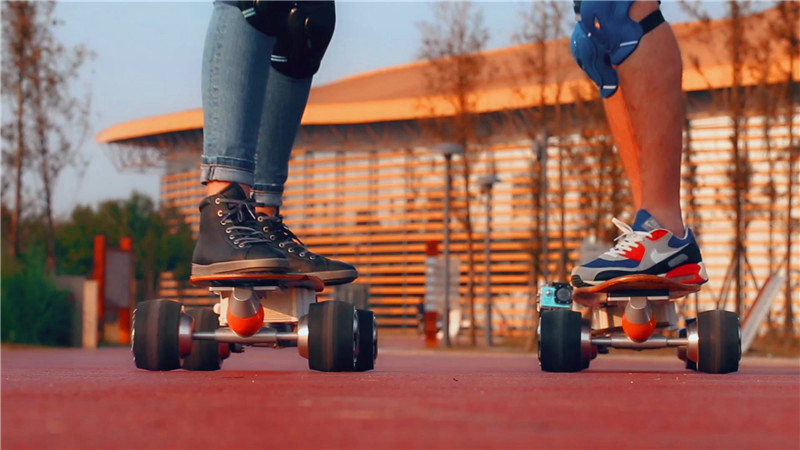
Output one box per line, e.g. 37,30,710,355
432,143,465,347
536,136,549,280
477,174,500,347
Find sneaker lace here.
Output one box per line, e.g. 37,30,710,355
218,199,269,247
260,215,317,259
607,217,653,256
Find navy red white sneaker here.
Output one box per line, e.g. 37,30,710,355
571,210,709,287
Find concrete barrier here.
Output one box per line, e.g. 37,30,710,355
55,276,98,349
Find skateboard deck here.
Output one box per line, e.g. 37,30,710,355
190,273,325,292
572,274,701,307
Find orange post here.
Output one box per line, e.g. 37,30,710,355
118,308,131,344
424,311,439,348
118,237,133,344
424,240,440,347
425,240,439,257
93,235,106,341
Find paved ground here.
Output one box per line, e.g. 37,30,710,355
2,337,799,449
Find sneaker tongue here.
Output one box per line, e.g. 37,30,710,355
262,215,303,245
260,214,283,226
632,209,663,232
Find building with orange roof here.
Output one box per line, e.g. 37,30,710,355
98,7,799,334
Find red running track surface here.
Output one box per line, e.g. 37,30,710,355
2,338,798,449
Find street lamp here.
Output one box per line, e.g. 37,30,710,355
476,174,500,347
535,136,549,280
431,142,465,347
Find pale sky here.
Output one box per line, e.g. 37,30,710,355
47,0,744,217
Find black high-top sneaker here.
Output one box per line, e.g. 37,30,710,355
255,213,358,285
191,184,289,276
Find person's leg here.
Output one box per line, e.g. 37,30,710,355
251,68,312,213
201,2,276,194
610,0,685,236
192,1,287,276
602,90,643,209
250,1,356,285
569,0,706,286
252,1,335,212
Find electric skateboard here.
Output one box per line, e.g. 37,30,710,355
132,273,377,372
537,275,741,373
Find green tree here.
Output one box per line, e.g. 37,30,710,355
56,192,194,301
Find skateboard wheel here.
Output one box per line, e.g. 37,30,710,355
132,299,182,371
696,310,741,374
182,307,223,371
307,301,358,372
538,310,585,372
353,309,377,372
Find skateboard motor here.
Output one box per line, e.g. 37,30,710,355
621,298,657,342
226,287,265,337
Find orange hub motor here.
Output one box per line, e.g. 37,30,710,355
621,298,657,343
227,306,264,337
226,287,265,337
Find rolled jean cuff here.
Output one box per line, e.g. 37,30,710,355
252,184,284,207
200,163,254,187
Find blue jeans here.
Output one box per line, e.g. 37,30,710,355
201,1,312,207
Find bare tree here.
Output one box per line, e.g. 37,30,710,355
1,2,34,258
749,16,782,327
1,1,92,269
418,1,489,346
725,0,755,318
681,0,757,316
511,1,571,350
513,1,571,279
770,0,799,337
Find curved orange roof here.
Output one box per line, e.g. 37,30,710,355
95,109,203,143
97,7,798,144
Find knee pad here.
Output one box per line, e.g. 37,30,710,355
570,23,619,98
271,1,335,79
570,1,664,97
236,1,293,36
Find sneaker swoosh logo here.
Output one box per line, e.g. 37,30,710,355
650,249,668,264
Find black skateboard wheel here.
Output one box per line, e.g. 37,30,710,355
132,299,182,371
538,309,584,373
697,310,741,374
307,301,358,372
354,309,377,372
182,307,222,371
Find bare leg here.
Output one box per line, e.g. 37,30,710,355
604,0,685,235
207,181,250,198
603,90,643,209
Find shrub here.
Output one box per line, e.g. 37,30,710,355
1,251,73,346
